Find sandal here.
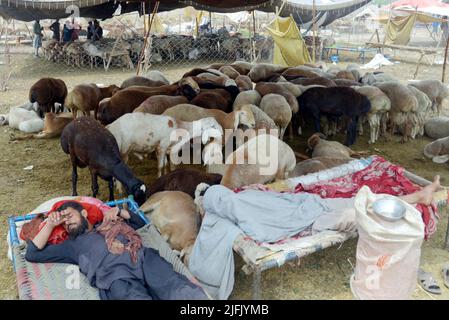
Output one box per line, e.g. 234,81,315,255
418,269,442,295
442,264,449,289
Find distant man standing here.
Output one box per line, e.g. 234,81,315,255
442,17,449,43
32,19,43,57
49,19,61,42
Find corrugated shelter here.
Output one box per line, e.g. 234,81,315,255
266,15,311,66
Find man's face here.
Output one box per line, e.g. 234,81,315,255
59,207,89,239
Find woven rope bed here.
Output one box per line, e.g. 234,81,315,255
231,156,449,299
9,197,200,300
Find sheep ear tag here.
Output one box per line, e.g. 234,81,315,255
432,155,449,164
140,185,146,192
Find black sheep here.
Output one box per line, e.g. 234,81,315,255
297,86,371,146
60,116,146,205
146,168,222,199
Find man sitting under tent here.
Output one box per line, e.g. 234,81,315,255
24,200,208,300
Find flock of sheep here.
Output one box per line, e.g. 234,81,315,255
1,60,449,262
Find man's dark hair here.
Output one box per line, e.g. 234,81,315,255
56,201,84,213
56,201,89,239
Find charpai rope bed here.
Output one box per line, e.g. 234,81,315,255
231,156,449,299
8,197,201,300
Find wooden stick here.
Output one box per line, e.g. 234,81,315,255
137,1,159,75
312,0,316,63
443,25,449,83
414,52,424,79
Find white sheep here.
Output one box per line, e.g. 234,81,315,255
106,113,223,177
424,116,449,139
353,85,391,144
374,81,418,143
408,79,449,116
259,93,292,139
407,85,432,138
233,90,262,109
0,102,44,133
423,136,449,163
220,133,296,189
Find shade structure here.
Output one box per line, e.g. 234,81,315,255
266,15,312,66
0,0,372,25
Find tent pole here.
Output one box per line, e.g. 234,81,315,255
137,1,159,75
442,23,449,83
252,10,256,62
312,0,317,62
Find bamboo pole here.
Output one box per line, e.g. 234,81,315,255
312,0,317,63
252,10,256,62
137,1,159,75
442,23,449,83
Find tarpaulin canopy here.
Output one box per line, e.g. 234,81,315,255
266,15,311,66
384,13,417,45
0,0,372,26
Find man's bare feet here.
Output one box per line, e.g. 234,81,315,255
400,175,441,205
415,175,441,206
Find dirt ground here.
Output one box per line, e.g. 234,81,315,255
1,52,449,300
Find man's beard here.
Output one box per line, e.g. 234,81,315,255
68,215,89,240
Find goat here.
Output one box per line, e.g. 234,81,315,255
60,116,147,205
29,78,68,117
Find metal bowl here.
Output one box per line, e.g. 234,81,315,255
372,198,406,222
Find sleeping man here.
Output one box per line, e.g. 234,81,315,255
25,200,208,300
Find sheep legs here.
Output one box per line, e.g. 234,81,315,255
108,179,115,202
71,162,78,197
90,170,99,198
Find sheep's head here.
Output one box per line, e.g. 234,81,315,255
199,117,223,144
178,77,200,101
130,182,147,206
235,105,255,130
202,139,223,165
307,133,326,150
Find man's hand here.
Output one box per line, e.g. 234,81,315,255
46,211,67,228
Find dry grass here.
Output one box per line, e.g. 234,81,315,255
1,53,449,300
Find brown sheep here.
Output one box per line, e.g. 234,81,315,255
190,88,234,113
133,95,189,115
335,70,356,81
65,84,120,119
235,75,253,91
145,168,222,198
333,79,361,87
10,112,73,140
218,65,240,79
96,77,200,125
29,78,68,117
120,76,167,89
290,76,336,87
281,66,322,80
139,191,201,263
292,157,353,176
